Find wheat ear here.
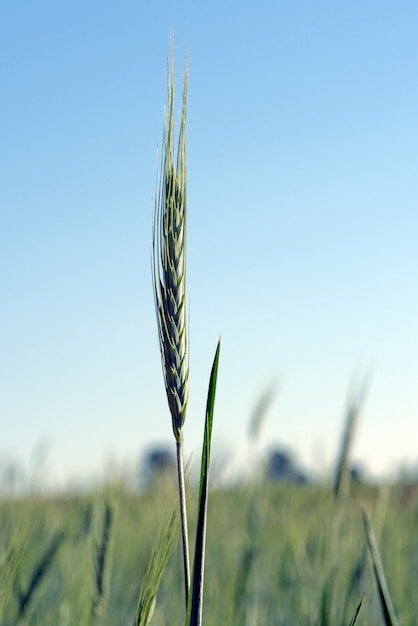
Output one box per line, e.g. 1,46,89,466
152,47,189,443
152,46,190,606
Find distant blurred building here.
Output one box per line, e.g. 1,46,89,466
266,449,308,484
349,463,365,484
140,446,176,489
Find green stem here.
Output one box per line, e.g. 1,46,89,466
176,438,190,608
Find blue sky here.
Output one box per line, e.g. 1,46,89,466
1,1,417,488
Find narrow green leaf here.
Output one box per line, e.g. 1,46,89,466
362,510,400,626
186,338,221,626
17,529,66,619
348,597,365,626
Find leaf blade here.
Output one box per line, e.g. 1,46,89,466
362,509,400,626
186,338,221,626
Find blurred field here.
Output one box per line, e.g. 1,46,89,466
1,473,417,626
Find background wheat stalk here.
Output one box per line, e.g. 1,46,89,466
152,45,190,606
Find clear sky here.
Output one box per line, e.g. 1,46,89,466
1,1,417,489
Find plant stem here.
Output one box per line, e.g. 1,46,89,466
176,438,190,607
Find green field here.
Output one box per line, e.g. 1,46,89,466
2,36,416,626
1,474,417,625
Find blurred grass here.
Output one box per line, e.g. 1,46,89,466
0,477,417,625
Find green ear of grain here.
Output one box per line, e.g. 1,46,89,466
334,374,370,501
348,597,365,626
0,524,28,620
134,500,180,626
185,338,221,626
362,510,400,626
0,548,19,619
152,43,189,443
247,381,278,442
91,499,115,621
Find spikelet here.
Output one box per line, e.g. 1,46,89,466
152,48,189,442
